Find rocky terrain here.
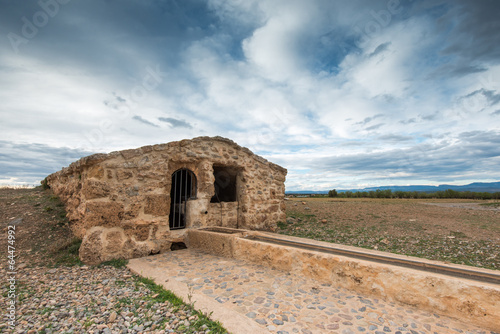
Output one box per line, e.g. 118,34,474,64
0,187,226,333
2,187,499,333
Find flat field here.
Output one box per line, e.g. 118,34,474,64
2,188,498,271
278,197,500,270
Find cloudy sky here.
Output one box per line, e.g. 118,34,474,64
1,0,500,190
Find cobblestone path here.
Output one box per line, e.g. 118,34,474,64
135,249,497,334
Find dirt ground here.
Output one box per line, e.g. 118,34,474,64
0,187,78,269
279,197,500,270
1,188,499,271
0,188,228,334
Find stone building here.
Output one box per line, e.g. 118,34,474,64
45,136,287,264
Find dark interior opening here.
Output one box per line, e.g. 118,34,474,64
211,166,239,203
169,168,196,230
170,242,187,251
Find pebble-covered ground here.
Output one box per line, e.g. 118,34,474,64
0,264,223,334
1,189,499,333
132,249,499,334
0,188,226,334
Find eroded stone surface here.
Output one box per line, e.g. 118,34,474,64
46,137,287,264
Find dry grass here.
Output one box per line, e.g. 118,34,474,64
0,187,78,267
278,197,500,270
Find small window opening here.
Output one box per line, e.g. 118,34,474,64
170,242,187,251
211,166,239,203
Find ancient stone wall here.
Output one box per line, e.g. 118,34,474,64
46,136,287,264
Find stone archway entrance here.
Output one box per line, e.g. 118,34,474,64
169,168,196,230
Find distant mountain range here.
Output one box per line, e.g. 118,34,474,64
286,181,500,195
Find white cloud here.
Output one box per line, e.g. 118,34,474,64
1,0,499,188
242,15,304,81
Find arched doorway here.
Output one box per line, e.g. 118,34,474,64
169,168,196,230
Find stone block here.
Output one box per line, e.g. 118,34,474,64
121,148,142,160
124,224,151,242
79,228,105,265
144,194,169,216
116,169,134,180
83,201,124,228
82,179,110,199
87,165,104,179
124,202,141,219
104,229,125,254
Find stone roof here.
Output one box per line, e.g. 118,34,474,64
47,136,286,179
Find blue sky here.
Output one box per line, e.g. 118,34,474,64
1,0,500,190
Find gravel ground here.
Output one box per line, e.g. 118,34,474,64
0,188,226,334
0,264,217,334
2,189,498,333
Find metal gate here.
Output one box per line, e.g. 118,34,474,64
169,168,196,230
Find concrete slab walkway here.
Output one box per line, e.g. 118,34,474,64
128,249,497,334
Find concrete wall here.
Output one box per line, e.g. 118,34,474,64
45,137,287,264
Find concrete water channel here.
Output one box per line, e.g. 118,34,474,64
128,227,500,333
